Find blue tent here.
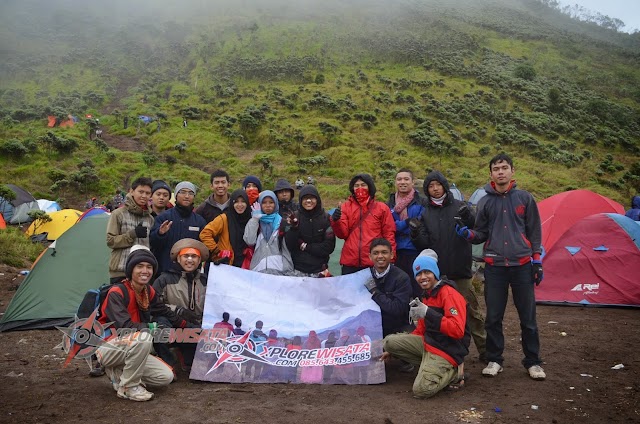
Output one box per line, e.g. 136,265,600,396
450,183,464,201
138,115,153,124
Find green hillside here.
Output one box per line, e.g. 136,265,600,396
0,0,638,208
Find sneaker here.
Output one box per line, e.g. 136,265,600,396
117,384,154,402
528,365,546,380
482,361,503,377
105,367,122,391
89,364,105,377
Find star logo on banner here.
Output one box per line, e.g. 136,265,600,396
204,330,271,374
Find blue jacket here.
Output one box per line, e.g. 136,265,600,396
150,206,207,273
387,190,425,252
625,196,640,221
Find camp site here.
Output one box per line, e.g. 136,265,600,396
1,0,639,423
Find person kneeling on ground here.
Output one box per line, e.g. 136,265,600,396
97,246,188,401
381,255,470,399
152,239,209,370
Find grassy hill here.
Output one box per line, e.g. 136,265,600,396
0,0,638,208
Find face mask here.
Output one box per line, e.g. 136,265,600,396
354,187,369,203
246,187,259,205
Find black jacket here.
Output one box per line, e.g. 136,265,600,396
369,265,413,337
194,195,229,224
274,179,299,218
412,171,475,279
285,185,335,273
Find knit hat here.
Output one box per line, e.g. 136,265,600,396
169,238,210,262
242,175,262,192
412,255,440,279
174,181,197,195
151,180,171,195
125,245,158,280
418,248,439,262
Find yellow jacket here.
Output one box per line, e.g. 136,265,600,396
199,213,234,263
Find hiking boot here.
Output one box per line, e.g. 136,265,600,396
117,384,154,402
398,361,415,373
528,365,546,381
105,367,122,391
482,361,503,377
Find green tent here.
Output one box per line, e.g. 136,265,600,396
0,215,110,331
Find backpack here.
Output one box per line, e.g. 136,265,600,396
77,283,128,320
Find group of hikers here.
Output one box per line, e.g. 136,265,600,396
95,152,547,402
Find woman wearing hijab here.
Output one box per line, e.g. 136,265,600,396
200,189,252,267
243,190,294,275
285,185,336,277
300,330,323,383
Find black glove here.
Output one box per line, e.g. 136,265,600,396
332,207,342,221
134,223,148,238
364,277,377,294
457,204,472,222
531,260,543,286
407,218,421,231
176,307,201,324
213,256,230,266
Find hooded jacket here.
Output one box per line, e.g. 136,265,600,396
331,174,396,268
625,196,640,221
284,185,336,273
412,171,475,279
411,279,470,367
387,189,426,252
473,181,542,266
273,179,299,218
194,194,229,224
106,194,155,278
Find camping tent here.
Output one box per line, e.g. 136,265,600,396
26,209,82,240
449,183,464,201
0,215,110,331
468,187,487,208
0,184,40,224
538,190,624,252
37,199,61,213
77,206,110,222
536,213,640,307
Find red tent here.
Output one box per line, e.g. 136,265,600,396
536,213,640,307
538,190,624,252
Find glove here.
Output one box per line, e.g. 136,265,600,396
147,322,167,331
409,298,428,324
176,307,201,324
287,212,299,229
531,260,543,286
455,224,474,241
364,277,377,294
332,207,342,221
251,202,264,219
134,223,148,238
457,204,472,221
213,256,230,265
407,218,421,231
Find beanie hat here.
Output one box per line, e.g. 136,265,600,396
175,181,197,195
151,180,171,195
125,245,158,280
412,255,440,279
242,175,262,192
418,249,439,262
170,238,210,262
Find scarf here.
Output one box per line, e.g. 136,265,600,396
393,191,414,220
430,193,446,206
133,285,150,311
227,190,251,266
259,212,282,240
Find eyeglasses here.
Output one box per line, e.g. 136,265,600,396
177,190,195,197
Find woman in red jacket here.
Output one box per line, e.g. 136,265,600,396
330,173,396,274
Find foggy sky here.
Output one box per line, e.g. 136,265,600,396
566,1,640,32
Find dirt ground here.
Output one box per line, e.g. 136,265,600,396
0,264,638,424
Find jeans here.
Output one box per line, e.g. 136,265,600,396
484,264,541,369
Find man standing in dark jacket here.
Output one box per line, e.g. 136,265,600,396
273,178,299,218
151,181,207,273
456,153,545,381
363,238,412,337
194,170,231,224
387,168,426,298
411,170,486,362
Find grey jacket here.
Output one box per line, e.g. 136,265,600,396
243,217,294,275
